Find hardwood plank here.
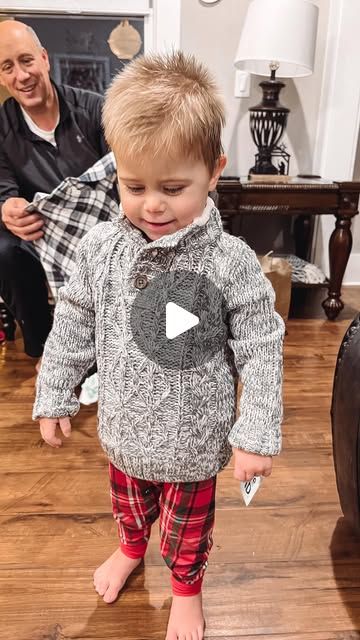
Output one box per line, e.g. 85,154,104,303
208,635,360,640
0,507,354,568
0,425,336,473
0,464,341,515
1,563,360,639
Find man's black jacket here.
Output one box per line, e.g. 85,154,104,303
0,82,108,222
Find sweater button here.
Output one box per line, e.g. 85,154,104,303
134,274,148,290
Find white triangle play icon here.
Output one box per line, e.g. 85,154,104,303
165,302,199,340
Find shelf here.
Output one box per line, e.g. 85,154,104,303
291,280,330,289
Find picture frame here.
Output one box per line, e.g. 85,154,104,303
53,53,111,94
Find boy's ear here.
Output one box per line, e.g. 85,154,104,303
209,155,227,191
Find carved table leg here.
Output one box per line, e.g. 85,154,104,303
322,205,356,320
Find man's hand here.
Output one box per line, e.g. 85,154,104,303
2,197,44,240
39,417,72,448
232,447,272,482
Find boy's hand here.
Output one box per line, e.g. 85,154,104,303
39,417,72,448
232,447,272,481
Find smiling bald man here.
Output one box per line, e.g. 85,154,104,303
0,20,109,364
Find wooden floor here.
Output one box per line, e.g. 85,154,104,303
1,288,360,640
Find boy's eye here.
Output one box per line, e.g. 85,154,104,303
126,185,144,194
163,186,184,195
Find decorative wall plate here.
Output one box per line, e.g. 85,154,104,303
108,20,142,60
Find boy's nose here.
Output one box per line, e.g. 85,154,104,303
144,194,165,214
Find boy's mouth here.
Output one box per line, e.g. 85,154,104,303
144,220,174,229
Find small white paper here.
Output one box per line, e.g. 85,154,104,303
240,476,263,506
79,372,99,405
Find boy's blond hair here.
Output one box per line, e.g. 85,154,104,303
102,51,225,174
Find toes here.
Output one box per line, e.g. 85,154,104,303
93,567,102,582
103,581,123,604
165,630,178,640
96,584,108,597
94,578,109,597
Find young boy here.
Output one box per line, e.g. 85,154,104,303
33,52,284,640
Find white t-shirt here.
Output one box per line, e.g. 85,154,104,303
21,107,59,147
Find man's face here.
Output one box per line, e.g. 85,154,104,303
0,28,52,112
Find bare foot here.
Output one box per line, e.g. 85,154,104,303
93,548,142,603
165,593,205,640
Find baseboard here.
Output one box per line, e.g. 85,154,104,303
344,252,360,285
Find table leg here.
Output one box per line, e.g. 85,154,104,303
322,213,354,320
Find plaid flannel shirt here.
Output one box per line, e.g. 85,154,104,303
27,152,118,299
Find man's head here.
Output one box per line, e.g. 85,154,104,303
0,20,53,113
103,51,227,240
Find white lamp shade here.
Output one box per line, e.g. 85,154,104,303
234,0,319,78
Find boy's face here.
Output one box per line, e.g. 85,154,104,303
116,153,226,241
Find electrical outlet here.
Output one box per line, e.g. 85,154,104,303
234,69,250,98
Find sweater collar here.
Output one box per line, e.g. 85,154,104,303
117,196,222,250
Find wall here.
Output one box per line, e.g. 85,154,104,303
180,0,360,283
312,0,360,284
1,0,359,280
351,136,360,254
180,0,329,178
0,0,333,175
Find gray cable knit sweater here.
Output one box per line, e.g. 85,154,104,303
33,198,284,482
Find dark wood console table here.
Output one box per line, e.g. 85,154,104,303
216,177,360,320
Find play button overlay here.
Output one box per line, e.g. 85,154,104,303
166,302,199,339
130,270,227,371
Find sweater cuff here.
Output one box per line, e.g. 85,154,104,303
228,417,282,456
32,383,80,420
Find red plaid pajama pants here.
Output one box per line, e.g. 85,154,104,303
109,462,216,596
